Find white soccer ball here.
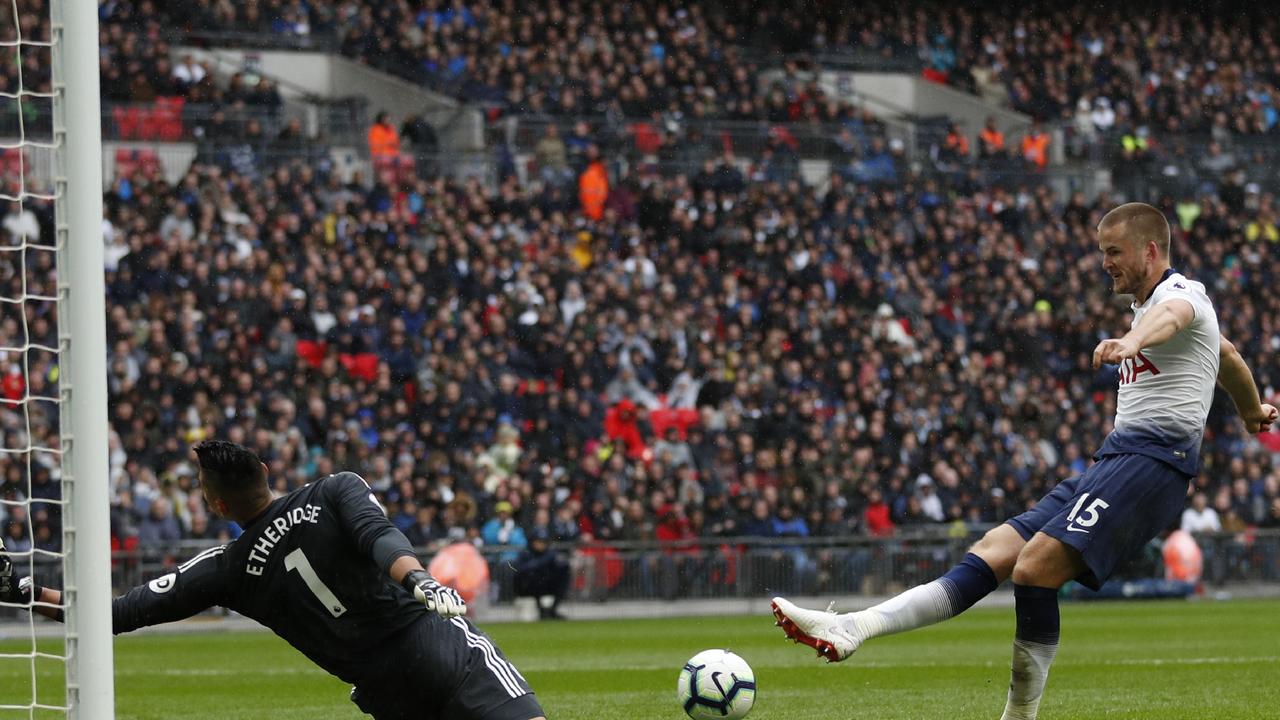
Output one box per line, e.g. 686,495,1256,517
676,649,756,719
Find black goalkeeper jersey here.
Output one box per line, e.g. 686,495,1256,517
112,472,427,686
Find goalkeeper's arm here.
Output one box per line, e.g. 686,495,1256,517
329,471,467,617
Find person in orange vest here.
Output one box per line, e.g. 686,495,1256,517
1020,121,1050,168
367,111,401,160
578,146,609,221
939,122,970,165
977,116,1005,158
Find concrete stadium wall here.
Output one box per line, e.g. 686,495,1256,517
176,47,485,151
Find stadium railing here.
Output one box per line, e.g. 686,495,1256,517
173,28,341,53
95,98,369,147
486,114,904,163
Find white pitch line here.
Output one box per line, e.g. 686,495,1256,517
114,667,316,677
91,654,1280,678
513,654,1280,673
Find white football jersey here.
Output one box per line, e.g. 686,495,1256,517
1108,271,1219,469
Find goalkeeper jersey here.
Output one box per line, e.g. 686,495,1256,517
112,472,427,686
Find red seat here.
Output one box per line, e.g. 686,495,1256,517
649,407,699,439
112,106,141,140
295,339,328,368
156,96,186,141
134,148,161,178
339,352,379,382
629,122,661,154
114,148,138,180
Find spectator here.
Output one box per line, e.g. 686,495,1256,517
1180,492,1221,534
1020,121,1050,169
2,201,39,243
367,111,400,160
578,148,609,221
909,475,942,523
513,528,569,620
480,501,527,562
977,117,1006,159
137,497,182,548
534,124,571,186
399,114,439,154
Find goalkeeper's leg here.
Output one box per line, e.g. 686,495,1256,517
772,524,1021,662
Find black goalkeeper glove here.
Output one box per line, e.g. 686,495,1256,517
402,570,467,618
0,538,34,605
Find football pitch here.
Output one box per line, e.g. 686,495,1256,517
2,599,1278,719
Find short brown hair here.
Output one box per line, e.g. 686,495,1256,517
1098,202,1171,258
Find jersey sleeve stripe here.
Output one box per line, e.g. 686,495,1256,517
178,546,225,574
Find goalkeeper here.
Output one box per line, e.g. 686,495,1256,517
0,440,544,720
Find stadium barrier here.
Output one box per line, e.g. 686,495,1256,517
5,529,1268,613
1,530,1275,625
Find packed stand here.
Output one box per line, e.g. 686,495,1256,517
0,0,295,145
2,116,1279,598
162,2,1280,147
166,0,897,132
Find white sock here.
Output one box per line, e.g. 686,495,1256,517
999,638,1058,720
842,580,957,640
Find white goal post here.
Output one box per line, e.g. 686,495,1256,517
51,0,114,717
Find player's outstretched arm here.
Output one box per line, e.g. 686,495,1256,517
1093,299,1195,367
1217,334,1278,433
328,472,467,617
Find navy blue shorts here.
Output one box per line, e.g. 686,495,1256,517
1007,453,1191,590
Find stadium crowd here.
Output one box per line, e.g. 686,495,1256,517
152,0,1280,141
0,2,1278,599
0,123,1278,593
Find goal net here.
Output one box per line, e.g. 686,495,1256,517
0,0,112,717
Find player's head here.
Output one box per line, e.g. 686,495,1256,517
193,439,270,520
1096,202,1171,296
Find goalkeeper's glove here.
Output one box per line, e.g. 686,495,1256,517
402,570,467,617
0,539,34,604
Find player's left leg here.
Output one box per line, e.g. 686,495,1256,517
997,453,1191,719
999,532,1087,720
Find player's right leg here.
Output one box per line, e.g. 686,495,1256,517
773,476,1084,662
772,525,1019,661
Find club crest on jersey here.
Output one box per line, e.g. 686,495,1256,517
1118,351,1160,385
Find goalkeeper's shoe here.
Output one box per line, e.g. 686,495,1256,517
771,596,862,663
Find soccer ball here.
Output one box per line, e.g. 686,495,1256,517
676,649,756,719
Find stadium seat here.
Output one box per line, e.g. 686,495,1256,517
295,339,328,368
338,353,379,382
112,106,142,141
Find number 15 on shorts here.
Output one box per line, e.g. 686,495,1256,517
1066,493,1110,534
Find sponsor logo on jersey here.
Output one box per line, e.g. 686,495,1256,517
1117,351,1160,386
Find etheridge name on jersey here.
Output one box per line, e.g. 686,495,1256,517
246,503,322,576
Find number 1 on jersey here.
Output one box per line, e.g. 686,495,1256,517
285,548,348,618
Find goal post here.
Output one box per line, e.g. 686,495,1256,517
51,0,114,717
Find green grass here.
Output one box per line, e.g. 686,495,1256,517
3,599,1280,719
